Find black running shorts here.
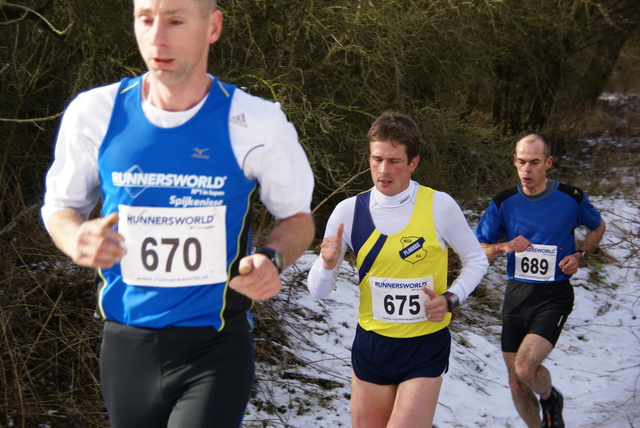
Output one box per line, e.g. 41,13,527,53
501,279,574,353
100,321,254,428
352,324,450,384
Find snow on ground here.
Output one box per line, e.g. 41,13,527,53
241,192,638,428
242,95,640,427
438,194,640,428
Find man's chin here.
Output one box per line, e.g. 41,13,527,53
375,184,396,196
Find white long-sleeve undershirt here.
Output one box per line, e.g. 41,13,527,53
307,181,488,303
41,74,314,229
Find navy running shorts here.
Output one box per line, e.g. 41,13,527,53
100,321,254,428
501,279,574,353
352,323,450,385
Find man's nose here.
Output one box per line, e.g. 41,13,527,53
151,21,168,45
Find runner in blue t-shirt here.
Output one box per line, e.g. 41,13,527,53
476,133,606,428
41,1,314,427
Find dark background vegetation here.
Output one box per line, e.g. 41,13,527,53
1,0,639,426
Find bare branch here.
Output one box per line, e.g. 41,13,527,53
0,113,63,123
0,113,63,131
312,168,370,214
2,2,73,35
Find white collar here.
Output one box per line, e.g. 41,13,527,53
371,180,418,208
140,73,211,128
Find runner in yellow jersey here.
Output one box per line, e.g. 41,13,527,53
307,111,488,428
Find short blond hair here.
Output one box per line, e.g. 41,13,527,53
196,0,217,15
516,133,551,159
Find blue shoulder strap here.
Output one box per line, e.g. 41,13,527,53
352,191,387,282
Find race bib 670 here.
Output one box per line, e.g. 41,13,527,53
118,205,227,287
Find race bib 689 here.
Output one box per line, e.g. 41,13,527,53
514,244,557,282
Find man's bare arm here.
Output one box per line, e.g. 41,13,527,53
263,212,315,269
229,212,314,301
480,235,533,261
579,219,606,256
46,209,125,269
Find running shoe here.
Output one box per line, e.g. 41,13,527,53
540,386,564,428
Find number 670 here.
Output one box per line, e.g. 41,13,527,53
141,237,202,272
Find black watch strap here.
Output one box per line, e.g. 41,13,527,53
578,250,588,263
444,291,460,313
254,247,285,273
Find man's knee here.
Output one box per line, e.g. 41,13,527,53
514,362,537,387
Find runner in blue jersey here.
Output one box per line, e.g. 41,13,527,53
41,1,314,427
308,112,488,428
475,133,606,428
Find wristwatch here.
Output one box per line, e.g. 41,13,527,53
254,247,285,273
444,291,460,313
578,250,588,264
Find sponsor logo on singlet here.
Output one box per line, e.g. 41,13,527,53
399,236,427,264
229,113,248,128
191,148,210,159
111,165,228,201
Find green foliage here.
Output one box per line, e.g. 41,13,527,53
0,0,139,229
1,0,639,225
209,0,640,206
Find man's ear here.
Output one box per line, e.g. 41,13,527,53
207,9,223,44
410,155,420,172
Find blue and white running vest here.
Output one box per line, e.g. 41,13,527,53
96,76,258,331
